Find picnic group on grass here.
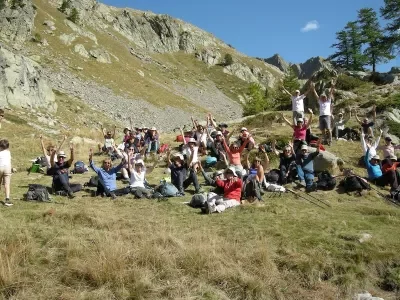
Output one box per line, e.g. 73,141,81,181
1,78,400,211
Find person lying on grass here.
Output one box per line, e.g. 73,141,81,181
202,167,242,214
167,150,201,196
365,147,398,192
49,144,82,198
89,148,125,200
39,134,67,170
295,141,321,193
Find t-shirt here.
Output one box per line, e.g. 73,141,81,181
319,98,332,116
104,138,114,148
279,153,295,169
169,163,188,184
184,145,199,164
129,170,145,188
361,122,374,134
0,150,11,168
335,118,347,130
377,144,400,159
292,125,307,141
292,95,306,112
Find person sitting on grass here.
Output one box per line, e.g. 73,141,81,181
377,136,400,160
198,162,224,195
115,143,147,180
243,152,269,201
167,150,201,196
128,158,154,199
237,127,255,150
272,140,297,185
203,167,242,214
145,127,160,154
122,127,131,143
98,125,116,154
222,134,250,177
89,148,125,200
0,139,12,206
39,134,67,170
206,130,225,162
49,145,82,198
180,130,199,170
295,141,321,192
361,129,383,161
333,111,351,140
381,155,400,183
281,109,314,153
218,123,230,139
365,147,398,191
355,105,376,137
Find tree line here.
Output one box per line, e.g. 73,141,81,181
329,0,399,72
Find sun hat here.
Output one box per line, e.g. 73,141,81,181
388,154,398,161
297,118,304,123
240,127,248,132
225,166,237,177
135,159,144,166
372,155,380,160
295,90,300,93
150,127,157,131
173,153,184,161
215,131,223,136
188,138,197,144
300,145,308,151
58,151,67,158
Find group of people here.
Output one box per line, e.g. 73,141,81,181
0,79,399,213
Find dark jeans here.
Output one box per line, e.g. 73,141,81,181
279,164,297,185
172,168,200,192
296,166,314,189
131,186,152,199
96,181,129,197
53,174,82,194
373,170,399,190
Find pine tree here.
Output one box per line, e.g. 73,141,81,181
275,68,301,110
243,83,271,116
58,0,70,13
224,53,233,66
380,0,400,54
0,0,6,10
329,29,351,69
67,7,79,24
358,8,394,72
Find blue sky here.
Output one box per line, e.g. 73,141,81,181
101,0,399,71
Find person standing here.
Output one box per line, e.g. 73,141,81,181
0,139,12,206
282,84,312,125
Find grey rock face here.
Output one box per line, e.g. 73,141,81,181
376,72,400,85
195,49,221,66
389,66,400,74
0,45,56,112
74,44,89,58
263,54,290,73
294,56,333,79
0,0,36,49
59,33,78,45
89,48,112,63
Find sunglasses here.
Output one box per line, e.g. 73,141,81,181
129,148,134,151
104,162,112,165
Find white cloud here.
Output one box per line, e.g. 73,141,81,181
301,20,319,33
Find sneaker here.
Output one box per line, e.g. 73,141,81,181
4,199,13,206
68,192,76,199
110,192,117,200
299,180,306,187
204,201,216,214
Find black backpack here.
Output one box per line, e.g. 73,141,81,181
316,171,337,190
25,184,51,202
84,176,99,187
390,186,400,201
341,175,370,193
265,169,280,184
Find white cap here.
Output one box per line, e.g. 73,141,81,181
188,138,197,144
135,159,144,165
300,145,308,151
225,166,238,177
173,153,184,160
240,127,247,132
215,131,223,136
58,151,67,158
150,127,156,131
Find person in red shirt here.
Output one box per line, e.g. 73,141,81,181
203,167,243,214
382,155,400,185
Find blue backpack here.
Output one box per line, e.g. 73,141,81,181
158,181,179,197
72,161,87,174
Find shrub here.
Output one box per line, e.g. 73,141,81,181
243,83,273,116
58,0,70,13
224,53,233,66
32,33,42,43
11,0,24,9
0,0,6,10
374,93,400,113
388,120,400,138
335,74,366,91
67,8,79,24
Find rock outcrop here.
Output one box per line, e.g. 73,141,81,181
293,56,334,79
0,0,36,49
0,45,56,112
263,54,290,73
195,49,221,66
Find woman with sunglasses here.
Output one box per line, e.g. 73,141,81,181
221,134,250,177
114,143,147,180
272,140,297,185
128,158,155,199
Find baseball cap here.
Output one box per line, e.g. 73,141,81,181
135,159,144,166
225,166,237,177
300,145,308,151
240,127,248,132
58,151,67,158
297,118,304,123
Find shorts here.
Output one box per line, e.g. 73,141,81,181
0,167,11,185
293,111,304,122
319,115,331,131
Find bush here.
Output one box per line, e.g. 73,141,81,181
58,0,70,13
32,33,42,43
11,0,24,9
0,0,6,10
243,83,273,116
224,53,233,66
374,93,400,113
335,74,366,91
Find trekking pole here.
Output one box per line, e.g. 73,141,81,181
286,188,325,209
303,191,332,207
368,184,400,208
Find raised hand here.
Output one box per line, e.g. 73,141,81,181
70,143,74,151
373,104,376,112
308,108,313,114
39,134,43,140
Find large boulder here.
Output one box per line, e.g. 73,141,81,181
89,48,111,63
195,49,221,66
74,44,89,58
307,147,343,173
0,46,57,112
0,0,36,49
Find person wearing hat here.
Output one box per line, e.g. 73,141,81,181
114,142,147,180
281,109,314,153
282,84,312,125
122,127,131,143
237,128,255,150
128,158,154,199
206,129,226,161
218,123,230,139
354,105,376,137
144,127,159,155
377,136,400,160
272,140,297,185
333,110,351,140
295,141,321,192
180,129,200,168
89,148,126,200
39,134,67,170
197,162,225,195
49,144,82,198
203,166,243,214
98,124,116,154
361,129,383,161
167,150,201,195
365,146,398,190
222,134,250,176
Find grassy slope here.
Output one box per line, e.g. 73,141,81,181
1,100,400,299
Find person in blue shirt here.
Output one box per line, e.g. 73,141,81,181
365,147,398,191
89,148,125,199
295,141,321,192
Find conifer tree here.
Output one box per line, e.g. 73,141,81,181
380,0,400,54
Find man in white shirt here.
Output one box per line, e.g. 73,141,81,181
311,80,335,146
282,85,312,125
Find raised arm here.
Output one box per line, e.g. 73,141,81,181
361,132,367,153
259,146,270,170
227,129,235,141
100,125,106,136
374,129,383,148
311,82,319,99
167,149,172,166
112,125,116,139
67,144,74,165
89,148,100,173
57,135,67,152
329,78,336,100
39,135,47,157
208,113,217,128
190,116,198,129
180,128,187,145
280,112,293,127
354,110,362,125
238,137,250,153
272,140,280,156
50,148,56,167
306,109,314,129
222,136,231,155
372,105,376,124
282,86,291,96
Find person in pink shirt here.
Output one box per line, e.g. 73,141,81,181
222,134,250,176
238,127,255,150
281,109,314,153
377,136,400,160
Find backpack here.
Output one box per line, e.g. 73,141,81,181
242,178,262,200
390,186,400,201
341,175,370,193
25,184,51,202
158,144,169,154
189,193,207,208
316,171,337,190
84,176,99,187
157,181,179,197
72,161,87,174
265,169,280,184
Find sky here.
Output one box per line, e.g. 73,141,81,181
100,0,399,72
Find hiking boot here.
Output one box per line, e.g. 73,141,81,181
110,192,117,200
204,201,216,214
68,191,76,199
195,187,204,194
299,180,306,187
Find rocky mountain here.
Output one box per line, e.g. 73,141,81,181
0,0,287,130
262,54,290,73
